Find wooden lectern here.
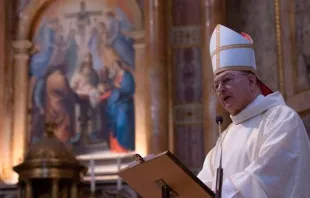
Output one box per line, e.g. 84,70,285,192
118,151,215,198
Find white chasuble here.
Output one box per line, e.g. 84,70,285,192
198,92,310,198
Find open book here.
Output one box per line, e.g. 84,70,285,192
118,151,215,198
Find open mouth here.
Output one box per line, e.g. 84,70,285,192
223,96,231,101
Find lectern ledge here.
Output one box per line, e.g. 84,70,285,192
118,151,215,198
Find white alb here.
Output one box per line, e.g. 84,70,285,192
198,92,310,198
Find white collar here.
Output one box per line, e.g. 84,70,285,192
230,91,286,124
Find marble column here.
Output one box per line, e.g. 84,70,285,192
201,0,230,154
0,0,5,136
144,0,169,154
0,0,15,183
131,31,151,156
0,0,6,175
11,40,32,169
168,0,205,172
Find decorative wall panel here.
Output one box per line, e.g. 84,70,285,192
280,0,310,135
169,0,205,172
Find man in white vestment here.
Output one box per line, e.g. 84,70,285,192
197,24,310,198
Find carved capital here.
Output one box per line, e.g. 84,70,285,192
12,40,32,60
12,40,32,52
13,54,30,60
126,30,145,44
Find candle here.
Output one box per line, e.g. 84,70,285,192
90,159,95,193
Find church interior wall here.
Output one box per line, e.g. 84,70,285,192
280,0,310,137
226,0,279,92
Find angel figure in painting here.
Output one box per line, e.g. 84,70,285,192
104,9,135,70
88,21,120,71
30,19,78,86
29,17,61,97
88,8,135,72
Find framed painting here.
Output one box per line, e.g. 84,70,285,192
25,0,144,155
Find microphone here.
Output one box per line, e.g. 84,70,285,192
216,116,223,124
215,115,224,198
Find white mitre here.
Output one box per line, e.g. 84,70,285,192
209,24,273,96
209,24,256,75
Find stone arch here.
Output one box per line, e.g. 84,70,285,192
17,0,54,40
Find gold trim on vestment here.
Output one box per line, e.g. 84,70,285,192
274,0,285,96
211,44,254,58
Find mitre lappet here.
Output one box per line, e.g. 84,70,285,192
209,24,273,96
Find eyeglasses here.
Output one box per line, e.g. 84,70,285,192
211,73,249,93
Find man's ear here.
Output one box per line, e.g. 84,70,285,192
248,74,257,90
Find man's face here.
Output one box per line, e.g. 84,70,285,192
213,70,255,115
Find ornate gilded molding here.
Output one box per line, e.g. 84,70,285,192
171,26,201,47
274,0,285,97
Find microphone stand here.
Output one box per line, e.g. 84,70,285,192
215,116,224,198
